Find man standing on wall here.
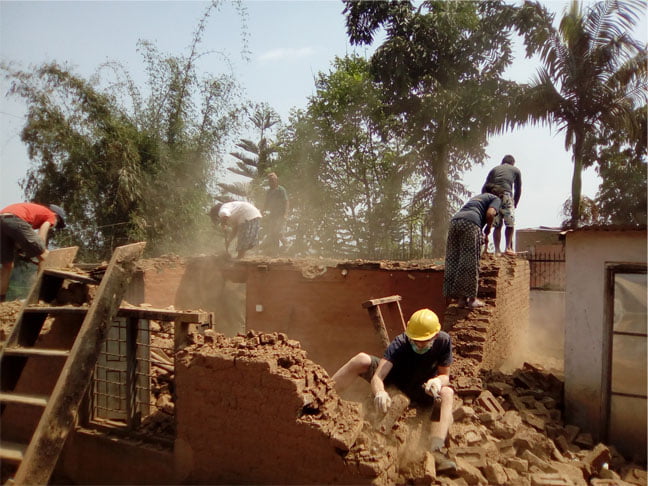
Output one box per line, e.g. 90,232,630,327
262,172,289,256
481,154,522,255
0,202,66,302
331,308,457,473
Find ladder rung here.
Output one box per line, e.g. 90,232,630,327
0,440,27,462
24,306,88,315
3,347,70,358
43,268,100,285
0,392,48,407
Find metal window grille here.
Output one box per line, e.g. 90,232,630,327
84,316,176,444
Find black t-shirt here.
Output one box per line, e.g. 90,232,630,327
383,332,453,404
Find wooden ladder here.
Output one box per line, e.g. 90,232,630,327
362,294,407,348
0,242,145,485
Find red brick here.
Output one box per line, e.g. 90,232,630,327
484,463,508,485
453,405,475,422
455,456,487,485
449,447,486,469
530,473,572,486
476,390,505,417
583,443,611,476
505,457,529,474
623,467,647,485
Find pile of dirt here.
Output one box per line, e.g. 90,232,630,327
175,330,647,485
0,300,22,344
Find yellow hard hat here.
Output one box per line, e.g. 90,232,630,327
405,308,441,341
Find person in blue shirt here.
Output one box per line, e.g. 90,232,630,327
332,308,457,473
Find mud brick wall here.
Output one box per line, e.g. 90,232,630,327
134,256,446,375
174,330,396,484
240,262,446,374
445,255,530,388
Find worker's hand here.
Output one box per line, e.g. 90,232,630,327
423,377,443,399
374,391,392,413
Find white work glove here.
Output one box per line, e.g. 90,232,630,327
423,377,443,399
374,391,392,413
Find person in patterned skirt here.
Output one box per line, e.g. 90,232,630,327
443,186,503,309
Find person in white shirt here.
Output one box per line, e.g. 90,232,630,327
210,201,262,258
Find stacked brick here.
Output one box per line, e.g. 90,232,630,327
174,329,398,484
444,254,530,392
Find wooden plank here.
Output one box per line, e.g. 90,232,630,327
3,347,70,358
0,441,27,462
23,306,88,315
23,305,211,324
117,307,211,323
43,268,100,285
361,295,402,308
395,301,407,331
366,305,391,349
41,247,79,270
0,392,48,407
13,242,146,486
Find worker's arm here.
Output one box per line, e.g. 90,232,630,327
514,173,522,208
370,358,393,396
371,358,393,413
485,207,497,227
38,221,52,245
482,207,497,255
35,222,53,262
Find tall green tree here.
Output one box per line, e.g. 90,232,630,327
594,106,647,225
277,56,412,259
522,0,647,226
3,2,247,259
218,103,281,204
343,0,546,256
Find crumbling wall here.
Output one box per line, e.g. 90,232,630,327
173,330,396,484
134,256,446,374
444,255,530,391
173,330,647,485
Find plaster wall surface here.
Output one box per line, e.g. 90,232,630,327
243,265,445,374
528,290,565,368
57,430,175,484
564,230,647,439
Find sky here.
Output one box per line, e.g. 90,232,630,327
0,0,646,231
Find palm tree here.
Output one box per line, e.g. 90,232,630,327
523,0,647,226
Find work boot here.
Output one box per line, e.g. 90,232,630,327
433,451,457,474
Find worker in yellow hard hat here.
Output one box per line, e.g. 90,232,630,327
331,308,456,473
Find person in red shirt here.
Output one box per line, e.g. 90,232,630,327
0,202,66,301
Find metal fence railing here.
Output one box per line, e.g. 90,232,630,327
521,248,566,291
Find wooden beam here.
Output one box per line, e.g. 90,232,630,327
361,295,402,308
23,305,211,324
366,305,391,349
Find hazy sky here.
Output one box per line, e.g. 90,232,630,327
1,1,646,230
